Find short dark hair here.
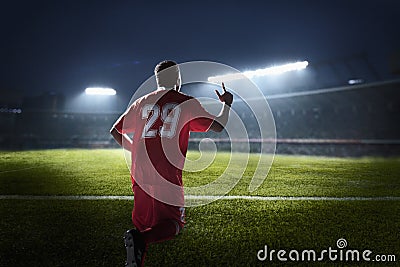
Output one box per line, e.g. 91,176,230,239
154,60,180,89
154,60,178,74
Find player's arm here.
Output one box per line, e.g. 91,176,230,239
209,83,233,132
110,114,133,151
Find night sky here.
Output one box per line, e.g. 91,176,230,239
1,0,399,102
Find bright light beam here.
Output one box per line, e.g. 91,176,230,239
85,87,116,96
208,61,308,82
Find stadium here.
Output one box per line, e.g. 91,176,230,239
2,70,399,156
1,1,399,266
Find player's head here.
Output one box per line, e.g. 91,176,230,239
154,60,181,91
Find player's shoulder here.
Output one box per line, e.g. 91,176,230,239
130,89,165,105
154,89,195,103
130,89,196,109
168,89,194,101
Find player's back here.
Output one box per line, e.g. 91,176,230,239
121,88,214,189
128,89,196,185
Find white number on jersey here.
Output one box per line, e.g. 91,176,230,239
141,104,159,138
141,103,181,138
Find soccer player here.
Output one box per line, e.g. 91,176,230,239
110,60,233,267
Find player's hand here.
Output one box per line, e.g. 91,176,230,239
215,82,233,106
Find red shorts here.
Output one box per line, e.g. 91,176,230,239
131,184,185,232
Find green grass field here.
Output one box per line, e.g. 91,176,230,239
1,149,399,266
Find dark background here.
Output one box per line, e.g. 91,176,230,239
1,0,399,155
1,0,399,99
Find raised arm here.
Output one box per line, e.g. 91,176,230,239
209,83,233,132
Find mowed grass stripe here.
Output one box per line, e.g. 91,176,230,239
1,199,399,266
1,149,400,198
1,194,400,201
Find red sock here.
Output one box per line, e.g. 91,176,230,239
141,220,179,244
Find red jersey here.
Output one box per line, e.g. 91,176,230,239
113,89,215,208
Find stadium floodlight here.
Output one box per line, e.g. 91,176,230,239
348,79,363,85
208,61,309,82
85,87,116,96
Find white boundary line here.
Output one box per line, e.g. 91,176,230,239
0,195,399,201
